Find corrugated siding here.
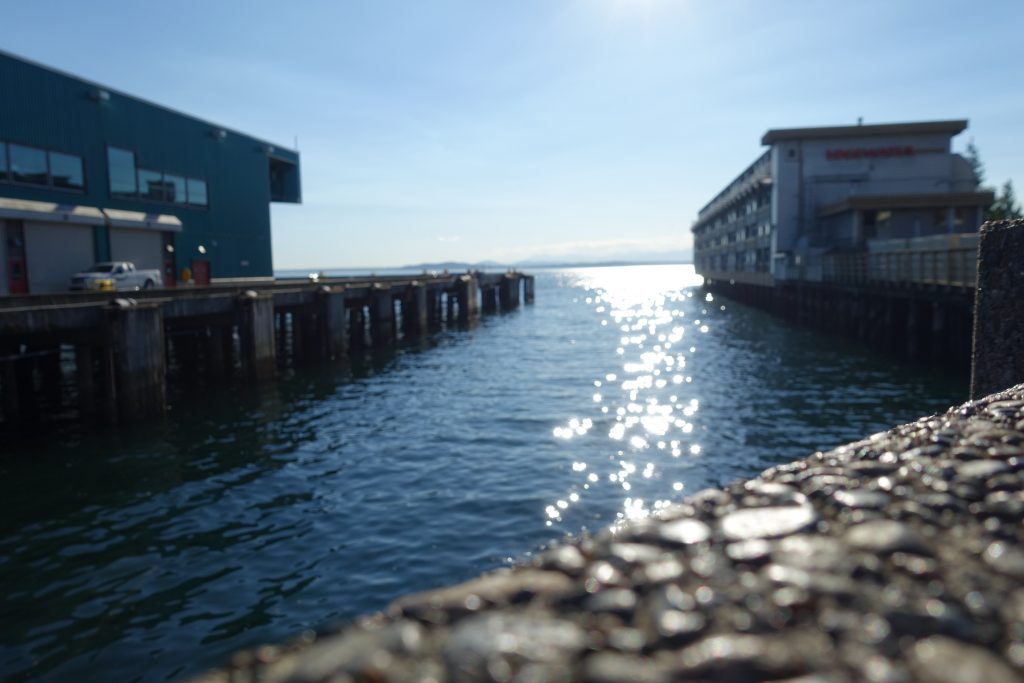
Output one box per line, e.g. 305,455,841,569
0,52,301,279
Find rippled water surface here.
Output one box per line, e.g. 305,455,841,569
1,265,965,682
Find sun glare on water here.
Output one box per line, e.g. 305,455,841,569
545,264,709,530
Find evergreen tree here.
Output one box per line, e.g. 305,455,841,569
965,139,985,187
988,180,1023,221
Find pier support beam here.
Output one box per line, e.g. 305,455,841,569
107,300,166,422
499,274,521,310
317,287,348,360
403,283,428,337
237,291,277,381
348,307,367,351
523,275,535,304
426,288,442,330
369,285,395,346
456,275,479,324
971,219,1024,398
75,345,95,420
481,285,498,314
204,327,232,382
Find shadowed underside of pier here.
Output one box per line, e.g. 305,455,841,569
188,384,1024,683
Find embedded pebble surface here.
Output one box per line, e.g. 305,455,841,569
188,385,1024,683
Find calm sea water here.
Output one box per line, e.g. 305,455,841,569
0,265,965,682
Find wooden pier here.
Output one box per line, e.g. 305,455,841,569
702,234,980,370
0,272,535,427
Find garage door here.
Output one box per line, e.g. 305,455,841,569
24,221,95,293
110,228,162,271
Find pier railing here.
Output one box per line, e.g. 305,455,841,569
823,234,978,289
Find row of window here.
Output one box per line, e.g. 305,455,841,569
0,140,209,209
696,221,772,250
0,141,85,191
107,147,207,207
700,248,771,274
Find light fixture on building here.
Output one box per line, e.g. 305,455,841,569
213,129,227,140
90,88,110,102
263,144,275,155
165,244,175,253
197,245,207,255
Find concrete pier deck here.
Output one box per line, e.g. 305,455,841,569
187,384,1024,683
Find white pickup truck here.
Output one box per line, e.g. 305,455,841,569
69,261,163,291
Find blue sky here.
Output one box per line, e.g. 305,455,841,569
4,0,1022,268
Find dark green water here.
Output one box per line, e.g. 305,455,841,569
0,265,965,682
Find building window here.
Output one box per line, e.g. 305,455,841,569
9,144,48,185
164,174,187,204
49,151,84,191
108,146,137,195
0,141,84,191
138,168,165,201
106,145,206,207
187,178,208,206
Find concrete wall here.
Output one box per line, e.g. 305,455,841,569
771,142,804,255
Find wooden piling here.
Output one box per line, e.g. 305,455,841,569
499,274,520,310
237,291,277,381
481,285,498,314
316,286,348,360
523,275,535,304
426,288,442,330
456,275,479,323
369,284,395,346
403,283,428,337
107,299,166,422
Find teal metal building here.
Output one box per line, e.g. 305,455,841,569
0,50,300,294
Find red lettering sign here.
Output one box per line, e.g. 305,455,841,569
825,146,914,160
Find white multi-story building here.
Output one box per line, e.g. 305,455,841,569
692,120,993,286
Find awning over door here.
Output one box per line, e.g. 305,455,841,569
0,197,183,232
102,209,183,232
0,197,105,225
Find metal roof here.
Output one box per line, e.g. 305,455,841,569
761,120,968,145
